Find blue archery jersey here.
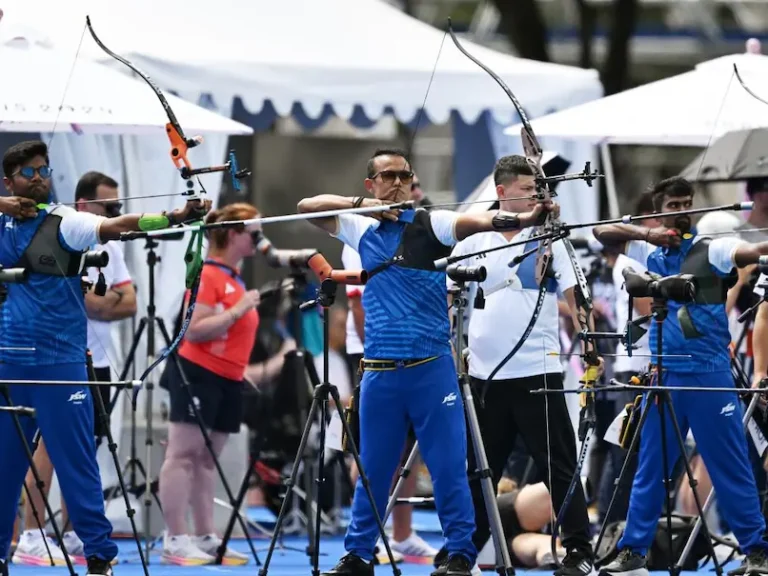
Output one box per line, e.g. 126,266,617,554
626,233,743,373
334,209,458,360
0,205,105,365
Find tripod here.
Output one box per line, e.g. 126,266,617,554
595,298,723,576
383,282,514,575
258,277,401,576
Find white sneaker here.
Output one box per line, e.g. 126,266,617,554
193,534,249,566
61,531,86,565
375,538,404,565
391,532,439,563
161,534,215,566
12,530,66,566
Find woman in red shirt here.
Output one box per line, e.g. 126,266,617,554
158,202,261,566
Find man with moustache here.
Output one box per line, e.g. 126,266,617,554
439,154,602,576
297,148,557,576
0,140,210,576
593,177,768,576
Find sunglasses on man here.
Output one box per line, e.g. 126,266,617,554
14,166,53,180
370,170,414,184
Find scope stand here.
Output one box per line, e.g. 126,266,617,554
0,389,77,576
594,299,723,576
258,278,401,576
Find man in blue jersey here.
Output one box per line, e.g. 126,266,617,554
0,140,211,576
593,176,768,576
298,148,556,576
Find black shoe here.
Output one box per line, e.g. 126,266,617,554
433,547,449,569
728,559,748,576
555,549,594,576
321,554,374,576
431,554,473,576
746,548,768,575
0,559,7,576
598,549,648,576
86,557,114,576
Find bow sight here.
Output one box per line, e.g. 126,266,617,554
536,161,603,189
177,149,252,193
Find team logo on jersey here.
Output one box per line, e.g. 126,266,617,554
68,390,87,405
225,283,236,294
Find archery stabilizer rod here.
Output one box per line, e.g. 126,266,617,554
120,201,415,241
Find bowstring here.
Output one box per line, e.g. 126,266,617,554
543,320,556,542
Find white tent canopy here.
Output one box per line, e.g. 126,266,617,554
504,52,768,146
0,41,252,136
1,0,602,125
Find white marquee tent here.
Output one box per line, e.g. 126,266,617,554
1,0,602,125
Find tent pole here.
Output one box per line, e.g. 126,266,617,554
600,141,620,218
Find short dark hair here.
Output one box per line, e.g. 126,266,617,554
493,155,533,186
649,176,694,211
746,177,768,197
634,191,655,216
366,148,410,178
75,171,119,201
3,140,49,179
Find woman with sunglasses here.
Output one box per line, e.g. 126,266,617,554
157,202,268,566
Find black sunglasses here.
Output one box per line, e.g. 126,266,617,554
370,170,414,184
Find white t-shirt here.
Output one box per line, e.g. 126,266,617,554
341,244,365,355
86,241,133,369
612,253,651,374
450,228,577,380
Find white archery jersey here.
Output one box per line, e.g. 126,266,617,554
449,228,577,380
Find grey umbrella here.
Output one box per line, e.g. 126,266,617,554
680,128,768,182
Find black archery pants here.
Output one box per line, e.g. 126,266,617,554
467,372,592,556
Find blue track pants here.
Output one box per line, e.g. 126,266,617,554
618,370,768,555
344,355,476,563
0,363,117,561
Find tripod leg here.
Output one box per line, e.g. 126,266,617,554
656,393,680,576
0,389,77,576
383,442,420,523
258,394,325,576
660,392,723,576
170,352,262,566
460,377,514,576
593,394,655,557
676,393,760,569
327,385,402,576
92,377,150,576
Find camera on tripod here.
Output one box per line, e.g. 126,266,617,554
80,249,109,296
446,264,486,283
623,267,698,303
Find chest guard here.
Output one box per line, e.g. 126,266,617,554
15,211,85,277
367,210,452,278
679,238,736,305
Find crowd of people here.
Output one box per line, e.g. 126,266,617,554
1,138,768,576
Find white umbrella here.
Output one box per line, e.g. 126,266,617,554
503,51,768,147
0,42,253,136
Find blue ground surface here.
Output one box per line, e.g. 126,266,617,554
6,507,740,576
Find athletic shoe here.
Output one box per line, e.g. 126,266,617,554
391,532,438,564
61,531,86,565
85,556,113,576
728,559,747,576
430,554,473,576
432,547,480,576
746,548,768,575
374,538,404,565
555,549,594,576
1,559,8,576
193,534,248,566
598,549,649,576
321,554,374,576
161,534,215,566
11,530,66,566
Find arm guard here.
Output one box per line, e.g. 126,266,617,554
492,211,521,231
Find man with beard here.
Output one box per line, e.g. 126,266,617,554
592,177,768,576
297,147,556,576
0,140,210,576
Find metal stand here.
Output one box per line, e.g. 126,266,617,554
86,352,151,576
0,389,76,576
257,277,401,576
595,298,723,576
383,282,514,575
